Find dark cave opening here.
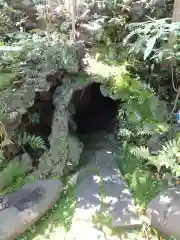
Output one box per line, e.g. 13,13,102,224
25,91,54,142
72,82,119,134
21,91,54,162
19,82,119,165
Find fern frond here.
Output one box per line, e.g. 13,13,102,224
145,139,180,173
136,127,154,136
130,146,152,161
28,113,40,124
118,128,133,138
19,132,47,151
126,22,148,31
160,139,180,159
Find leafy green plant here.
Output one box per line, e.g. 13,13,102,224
18,132,47,151
0,160,26,192
130,138,180,177
28,113,40,125
0,71,16,90
124,18,180,62
116,147,167,211
117,87,180,178
109,63,168,124
0,5,12,37
113,65,177,176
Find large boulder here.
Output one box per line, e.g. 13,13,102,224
147,133,162,153
147,186,180,238
37,84,84,178
0,179,63,240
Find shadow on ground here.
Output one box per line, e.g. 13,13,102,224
17,182,76,240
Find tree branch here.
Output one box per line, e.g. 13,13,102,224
169,86,180,118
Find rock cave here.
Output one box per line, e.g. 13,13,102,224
71,82,119,135
18,81,119,171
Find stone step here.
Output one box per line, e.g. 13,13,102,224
66,221,106,240
73,159,101,221
72,149,142,228
96,150,142,228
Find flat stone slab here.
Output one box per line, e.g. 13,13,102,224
66,221,106,240
70,149,141,229
74,157,101,221
147,186,180,238
0,179,63,240
96,150,142,227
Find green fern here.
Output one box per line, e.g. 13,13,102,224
112,68,163,123
0,160,26,192
118,128,133,138
119,125,154,139
28,113,40,124
18,132,47,151
130,146,152,161
161,139,178,152
130,139,180,176
127,21,148,31
136,129,154,136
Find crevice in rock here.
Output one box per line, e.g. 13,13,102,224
20,89,55,164
26,90,54,142
70,82,119,135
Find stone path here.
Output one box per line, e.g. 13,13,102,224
66,139,142,240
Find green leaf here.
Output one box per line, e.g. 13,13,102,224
19,132,47,151
0,72,16,90
144,36,156,60
124,30,140,43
